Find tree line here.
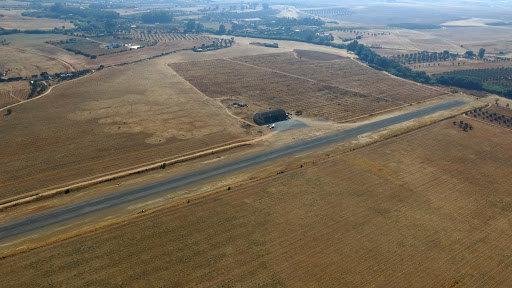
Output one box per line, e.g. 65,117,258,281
347,41,431,83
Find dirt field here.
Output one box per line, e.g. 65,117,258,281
0,9,73,31
171,52,447,122
0,56,252,201
2,116,512,286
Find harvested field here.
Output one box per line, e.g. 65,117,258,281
171,52,447,121
0,57,251,200
0,81,29,108
3,117,512,286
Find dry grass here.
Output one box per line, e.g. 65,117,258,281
171,52,447,122
330,29,466,54
410,59,512,74
1,33,222,72
2,117,512,286
0,45,73,78
0,81,29,108
0,9,74,31
0,57,252,200
427,26,512,55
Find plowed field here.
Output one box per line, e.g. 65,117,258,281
171,52,448,122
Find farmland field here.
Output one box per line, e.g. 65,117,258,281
0,45,73,78
0,33,223,72
171,52,447,121
0,57,251,201
131,31,213,43
329,29,466,54
0,9,73,31
0,81,29,108
2,117,512,286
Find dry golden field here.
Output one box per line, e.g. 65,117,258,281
2,117,512,287
0,81,28,108
330,29,466,54
0,57,252,201
427,26,512,55
0,45,73,78
410,59,512,74
171,51,447,121
0,33,222,72
0,9,74,31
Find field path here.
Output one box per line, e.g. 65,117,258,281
0,72,94,113
7,85,23,102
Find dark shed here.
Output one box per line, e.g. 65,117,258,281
253,109,287,126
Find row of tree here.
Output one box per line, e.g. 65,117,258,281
347,41,431,83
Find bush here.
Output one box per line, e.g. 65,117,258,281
5,108,12,116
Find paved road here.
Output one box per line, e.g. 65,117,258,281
0,100,466,241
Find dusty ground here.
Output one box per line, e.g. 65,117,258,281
0,55,253,201
1,113,511,287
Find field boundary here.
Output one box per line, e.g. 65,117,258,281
0,138,256,210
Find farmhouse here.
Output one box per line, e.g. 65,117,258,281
253,109,287,126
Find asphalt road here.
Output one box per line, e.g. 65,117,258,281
0,100,466,241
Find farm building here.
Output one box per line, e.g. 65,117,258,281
253,109,287,126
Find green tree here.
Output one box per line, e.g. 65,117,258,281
464,50,475,58
185,19,196,33
478,48,486,59
217,24,226,35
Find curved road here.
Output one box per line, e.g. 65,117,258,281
0,100,467,241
